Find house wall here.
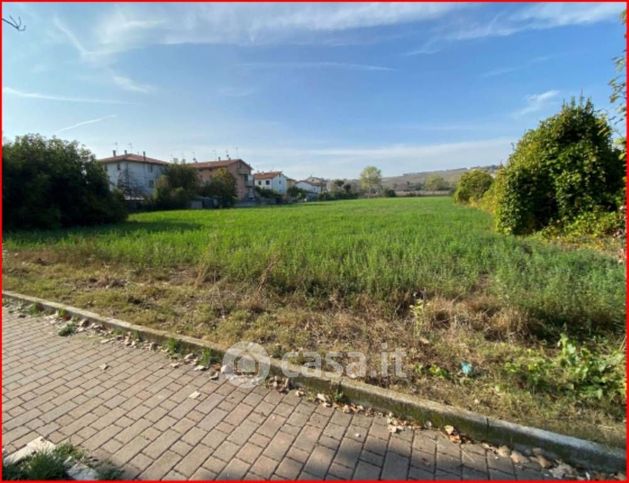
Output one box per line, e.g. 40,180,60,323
295,181,321,194
197,161,254,200
104,161,166,196
255,174,287,194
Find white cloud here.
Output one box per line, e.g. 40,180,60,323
3,87,131,105
56,115,117,134
512,2,625,27
53,17,155,94
49,3,466,58
111,74,154,94
448,2,624,42
408,2,624,53
513,90,560,118
481,55,552,78
239,61,394,72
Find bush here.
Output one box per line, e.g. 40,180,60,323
493,99,624,235
287,186,308,200
153,163,199,210
255,186,282,202
384,188,397,198
3,134,127,230
454,169,493,204
199,168,237,207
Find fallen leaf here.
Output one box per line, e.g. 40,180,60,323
496,445,511,458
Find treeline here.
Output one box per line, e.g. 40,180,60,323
2,135,238,230
3,135,128,230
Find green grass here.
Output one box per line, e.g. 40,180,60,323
5,198,624,334
3,197,626,444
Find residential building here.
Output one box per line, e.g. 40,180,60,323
295,180,323,195
192,158,254,201
254,171,288,195
97,151,168,197
305,176,328,193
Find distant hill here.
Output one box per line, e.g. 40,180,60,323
381,165,500,190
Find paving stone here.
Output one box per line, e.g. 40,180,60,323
1,307,554,482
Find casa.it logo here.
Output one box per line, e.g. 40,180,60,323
222,341,270,388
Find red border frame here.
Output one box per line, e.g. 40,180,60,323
0,1,626,482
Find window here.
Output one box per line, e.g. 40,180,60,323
149,164,153,173
117,163,121,171
265,180,270,185
148,179,154,188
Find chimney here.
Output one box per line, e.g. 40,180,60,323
218,156,221,161
124,149,127,155
112,149,116,157
143,151,146,161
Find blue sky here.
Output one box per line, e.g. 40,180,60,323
3,2,625,179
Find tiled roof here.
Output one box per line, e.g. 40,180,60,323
98,153,169,166
254,171,283,180
192,159,252,170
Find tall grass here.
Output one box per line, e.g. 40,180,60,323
5,197,624,334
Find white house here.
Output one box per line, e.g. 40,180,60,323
98,151,169,197
295,180,322,195
254,171,288,195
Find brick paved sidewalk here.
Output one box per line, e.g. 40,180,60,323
2,307,553,480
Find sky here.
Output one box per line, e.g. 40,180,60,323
2,2,626,179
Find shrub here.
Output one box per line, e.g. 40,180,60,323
384,188,397,198
424,175,451,191
199,168,237,207
287,186,308,200
493,99,624,235
3,134,127,230
453,169,494,204
153,163,199,209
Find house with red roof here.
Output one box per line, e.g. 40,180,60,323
97,151,168,198
253,171,288,195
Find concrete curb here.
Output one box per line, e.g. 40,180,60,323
3,290,626,472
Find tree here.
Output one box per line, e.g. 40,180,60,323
3,134,127,229
154,163,199,210
287,185,308,200
610,10,626,127
493,99,623,235
424,175,450,191
359,166,382,197
3,16,25,31
453,170,494,204
200,168,237,207
610,10,626,165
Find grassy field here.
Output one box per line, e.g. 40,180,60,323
3,197,625,444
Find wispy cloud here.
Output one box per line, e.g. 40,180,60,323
56,115,117,134
408,2,624,54
3,87,131,105
53,17,155,94
94,3,466,50
239,61,394,72
481,55,552,78
513,90,560,118
111,74,154,94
